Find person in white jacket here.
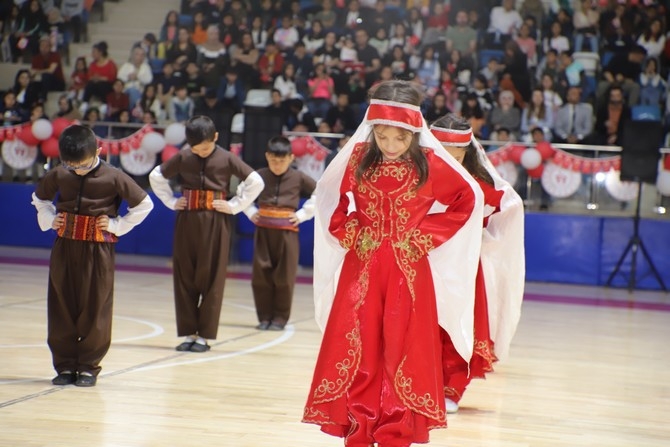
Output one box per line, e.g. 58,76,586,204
117,46,153,109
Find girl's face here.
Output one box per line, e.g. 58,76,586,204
285,64,294,77
195,12,203,24
325,32,336,46
373,125,413,161
88,110,99,121
178,28,189,43
380,67,392,80
377,28,387,40
58,97,68,110
252,17,261,28
532,90,543,105
434,94,445,108
113,80,124,92
645,60,657,74
444,145,466,164
18,72,30,87
541,75,553,90
312,21,322,34
519,24,529,38
119,111,130,122
76,58,86,70
551,23,561,36
145,85,156,98
168,11,177,24
651,20,661,35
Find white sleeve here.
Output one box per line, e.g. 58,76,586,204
227,171,264,214
106,195,154,236
148,166,178,210
31,192,57,231
117,63,132,83
295,194,316,223
138,63,153,86
243,204,259,219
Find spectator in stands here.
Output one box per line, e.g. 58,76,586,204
196,24,228,89
502,39,531,102
132,83,164,123
543,21,571,55
487,126,512,151
2,5,21,61
118,46,153,109
540,73,564,113
341,0,362,31
288,42,313,97
68,56,87,102
553,85,593,145
133,33,158,62
14,0,47,61
515,23,537,69
521,87,554,142
166,26,198,72
83,41,117,106
637,18,665,59
142,110,158,125
155,62,180,109
638,57,665,107
13,68,40,113
216,67,245,113
339,34,358,65
303,20,325,55
573,0,599,52
206,0,226,24
111,109,135,140
249,15,269,51
266,88,287,118
594,85,630,146
83,107,108,137
184,61,205,100
558,50,585,94
489,89,521,138
601,2,634,52
519,0,545,30
325,92,358,133
53,94,82,121
194,88,228,147
191,11,208,46
426,2,448,32
389,22,413,56
596,44,645,109
31,34,65,98
1,91,29,125
307,62,335,119
407,7,424,43
480,57,502,92
460,92,486,138
445,49,473,88
535,48,560,85
369,27,390,58
424,90,451,123
228,0,247,29
169,84,194,122
286,98,317,132
470,74,495,112
410,46,440,95
230,32,260,89
487,0,522,48
218,13,239,48
60,0,84,44
258,41,284,86
315,0,338,30
445,10,477,66
105,79,130,119
274,15,300,52
274,63,299,101
313,31,340,74
160,10,180,46
354,28,381,87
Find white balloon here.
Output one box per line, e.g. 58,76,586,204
120,148,156,176
656,170,670,196
32,119,53,140
520,148,542,170
495,161,519,187
141,131,166,154
605,169,638,202
164,122,186,145
541,162,582,198
2,140,38,170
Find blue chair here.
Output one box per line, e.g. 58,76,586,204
631,105,662,122
178,14,193,27
477,49,505,69
601,51,615,69
149,58,166,75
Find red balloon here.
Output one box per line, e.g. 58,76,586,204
5,127,16,141
291,137,309,157
120,141,130,153
527,165,544,179
41,137,60,158
314,149,327,161
664,155,670,171
536,141,555,160
52,118,72,138
161,145,180,162
111,142,120,155
508,144,526,164
18,126,40,146
99,142,110,156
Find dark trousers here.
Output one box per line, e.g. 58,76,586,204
251,227,299,325
47,238,115,376
172,211,231,339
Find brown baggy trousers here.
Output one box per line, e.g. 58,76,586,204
172,210,231,339
47,238,115,376
251,227,299,325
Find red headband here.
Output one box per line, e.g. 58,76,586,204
366,99,424,133
430,126,473,147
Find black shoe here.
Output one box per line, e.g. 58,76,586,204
175,341,195,351
190,342,211,352
256,321,271,330
52,372,76,386
75,374,97,387
268,322,286,331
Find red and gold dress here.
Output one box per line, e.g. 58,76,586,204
442,177,505,403
303,143,476,447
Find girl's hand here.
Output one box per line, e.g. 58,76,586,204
52,213,65,230
212,200,232,214
175,197,187,210
96,215,110,231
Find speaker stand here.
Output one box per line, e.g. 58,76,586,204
605,182,667,292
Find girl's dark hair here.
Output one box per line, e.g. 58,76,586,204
529,87,546,120
431,113,493,186
355,80,428,188
93,41,108,58
59,125,98,162
185,115,217,146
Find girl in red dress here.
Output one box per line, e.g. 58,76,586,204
304,81,485,446
430,114,525,414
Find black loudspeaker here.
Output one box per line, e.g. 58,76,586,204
619,119,663,184
242,108,284,169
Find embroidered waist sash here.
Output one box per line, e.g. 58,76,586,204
56,212,118,243
182,189,225,211
256,206,297,232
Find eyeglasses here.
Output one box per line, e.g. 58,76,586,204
62,156,98,171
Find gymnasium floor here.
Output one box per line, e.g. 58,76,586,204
0,245,668,447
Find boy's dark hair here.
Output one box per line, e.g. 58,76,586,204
497,127,510,135
531,127,544,135
185,115,217,146
267,136,292,156
59,125,98,163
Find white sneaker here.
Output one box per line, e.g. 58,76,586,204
445,398,459,414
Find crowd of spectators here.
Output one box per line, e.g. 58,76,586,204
1,0,670,158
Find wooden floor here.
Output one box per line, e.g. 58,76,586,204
1,248,669,447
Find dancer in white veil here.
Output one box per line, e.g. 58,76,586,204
430,113,525,414
303,81,484,446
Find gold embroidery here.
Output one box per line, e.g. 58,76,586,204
394,357,446,423
302,407,337,425
443,387,462,400
474,339,498,372
312,323,362,404
340,218,359,250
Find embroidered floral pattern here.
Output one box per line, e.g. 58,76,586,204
395,357,446,424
